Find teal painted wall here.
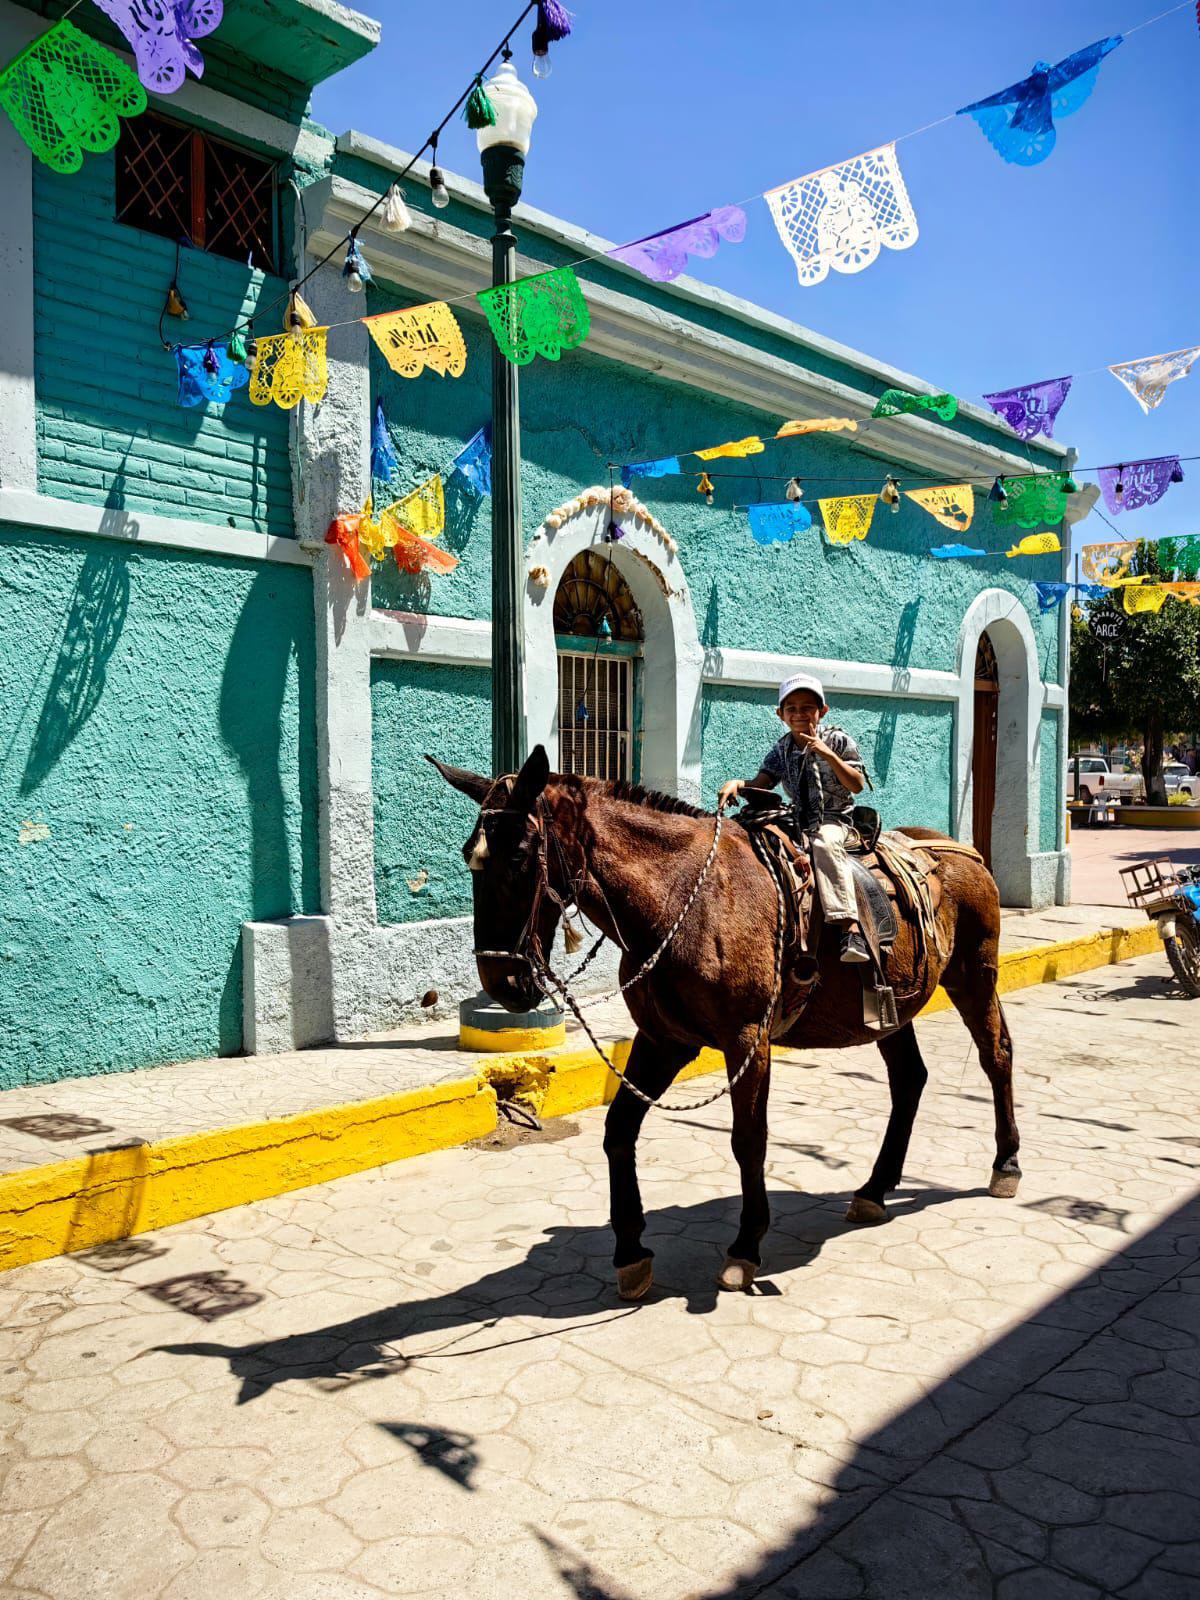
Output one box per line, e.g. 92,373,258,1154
33,157,294,537
371,660,492,925
1040,710,1063,852
366,277,1063,681
0,528,318,1089
701,684,953,834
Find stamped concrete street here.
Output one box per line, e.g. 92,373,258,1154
1,951,1197,1600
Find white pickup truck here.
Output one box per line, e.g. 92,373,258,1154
1066,757,1145,805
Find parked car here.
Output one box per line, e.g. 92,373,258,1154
1066,757,1145,805
1163,762,1191,795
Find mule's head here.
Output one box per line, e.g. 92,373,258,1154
427,746,558,1013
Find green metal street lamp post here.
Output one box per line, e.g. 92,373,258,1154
477,60,538,777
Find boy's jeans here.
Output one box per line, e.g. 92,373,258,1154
811,822,858,924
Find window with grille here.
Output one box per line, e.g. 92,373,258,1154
114,110,279,273
558,651,634,782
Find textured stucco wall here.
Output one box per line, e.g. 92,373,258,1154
366,277,1063,679
371,659,491,925
33,157,293,536
1040,710,1063,852
0,527,318,1088
701,684,954,833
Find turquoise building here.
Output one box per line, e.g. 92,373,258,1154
0,0,1082,1088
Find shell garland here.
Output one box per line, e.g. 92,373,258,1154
541,484,678,556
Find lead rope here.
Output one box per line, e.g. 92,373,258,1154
532,820,787,1114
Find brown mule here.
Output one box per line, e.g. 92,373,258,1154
431,748,1020,1298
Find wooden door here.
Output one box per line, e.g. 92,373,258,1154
972,631,999,868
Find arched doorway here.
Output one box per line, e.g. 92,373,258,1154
972,630,999,869
552,549,643,781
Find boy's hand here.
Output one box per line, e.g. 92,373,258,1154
717,779,744,810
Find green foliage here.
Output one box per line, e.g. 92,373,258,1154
1070,540,1200,802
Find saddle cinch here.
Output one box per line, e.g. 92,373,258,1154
735,789,972,1033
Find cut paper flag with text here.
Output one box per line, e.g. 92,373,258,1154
906,485,974,531
747,502,813,546
451,425,491,499
819,494,877,545
872,389,958,422
983,377,1072,441
249,328,328,409
1109,347,1200,414
930,543,986,559
174,342,247,407
609,206,747,283
365,302,467,379
957,36,1122,166
1081,541,1136,585
388,475,445,542
91,0,223,94
695,437,764,461
477,266,590,365
1097,456,1183,515
0,18,146,173
993,472,1076,529
1034,581,1072,612
621,457,681,488
765,144,918,288
1006,532,1062,558
775,418,858,439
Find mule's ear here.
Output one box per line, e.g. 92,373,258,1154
508,744,551,813
424,755,492,804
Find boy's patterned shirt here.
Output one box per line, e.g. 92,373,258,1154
761,726,865,831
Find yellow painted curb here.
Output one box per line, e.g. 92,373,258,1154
0,920,1164,1274
459,1021,567,1051
0,1076,496,1275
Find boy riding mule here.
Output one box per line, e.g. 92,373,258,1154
430,739,1021,1303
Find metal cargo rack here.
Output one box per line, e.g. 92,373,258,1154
1120,856,1199,912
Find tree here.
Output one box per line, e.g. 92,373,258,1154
1070,541,1200,803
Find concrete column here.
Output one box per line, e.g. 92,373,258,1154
0,4,40,493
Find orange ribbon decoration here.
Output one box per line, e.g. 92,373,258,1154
324,514,371,581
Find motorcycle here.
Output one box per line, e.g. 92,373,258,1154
1120,857,1200,997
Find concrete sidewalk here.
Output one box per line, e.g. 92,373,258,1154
0,901,1159,1274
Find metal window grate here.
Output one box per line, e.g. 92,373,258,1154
558,652,632,781
114,110,278,273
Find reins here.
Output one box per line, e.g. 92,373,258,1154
476,795,787,1115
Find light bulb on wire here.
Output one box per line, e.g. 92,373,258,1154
532,47,552,78
428,137,450,209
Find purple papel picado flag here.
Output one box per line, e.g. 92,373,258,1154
983,376,1072,441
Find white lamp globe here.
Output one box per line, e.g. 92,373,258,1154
475,61,538,156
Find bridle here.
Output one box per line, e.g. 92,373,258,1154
468,789,787,1115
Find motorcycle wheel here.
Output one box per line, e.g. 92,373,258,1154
1164,920,1200,997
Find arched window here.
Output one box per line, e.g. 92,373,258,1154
972,630,1000,868
553,550,643,780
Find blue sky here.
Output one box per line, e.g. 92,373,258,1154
313,0,1198,562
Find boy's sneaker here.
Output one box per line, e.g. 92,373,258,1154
840,931,870,964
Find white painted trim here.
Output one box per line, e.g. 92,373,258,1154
522,504,704,801
0,486,312,565
0,8,34,495
363,610,1065,710
306,174,1066,485
369,609,492,666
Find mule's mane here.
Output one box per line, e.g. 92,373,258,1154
583,777,712,820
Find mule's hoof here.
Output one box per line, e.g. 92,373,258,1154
716,1257,758,1292
989,1169,1021,1199
616,1258,654,1301
845,1196,888,1225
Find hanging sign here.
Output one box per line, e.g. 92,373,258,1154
1097,456,1183,514
765,143,919,288
1080,541,1136,585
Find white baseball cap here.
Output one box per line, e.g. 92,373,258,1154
777,672,827,710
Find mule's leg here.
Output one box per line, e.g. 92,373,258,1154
718,1034,772,1291
603,1031,693,1300
947,980,1021,1197
847,1023,929,1224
